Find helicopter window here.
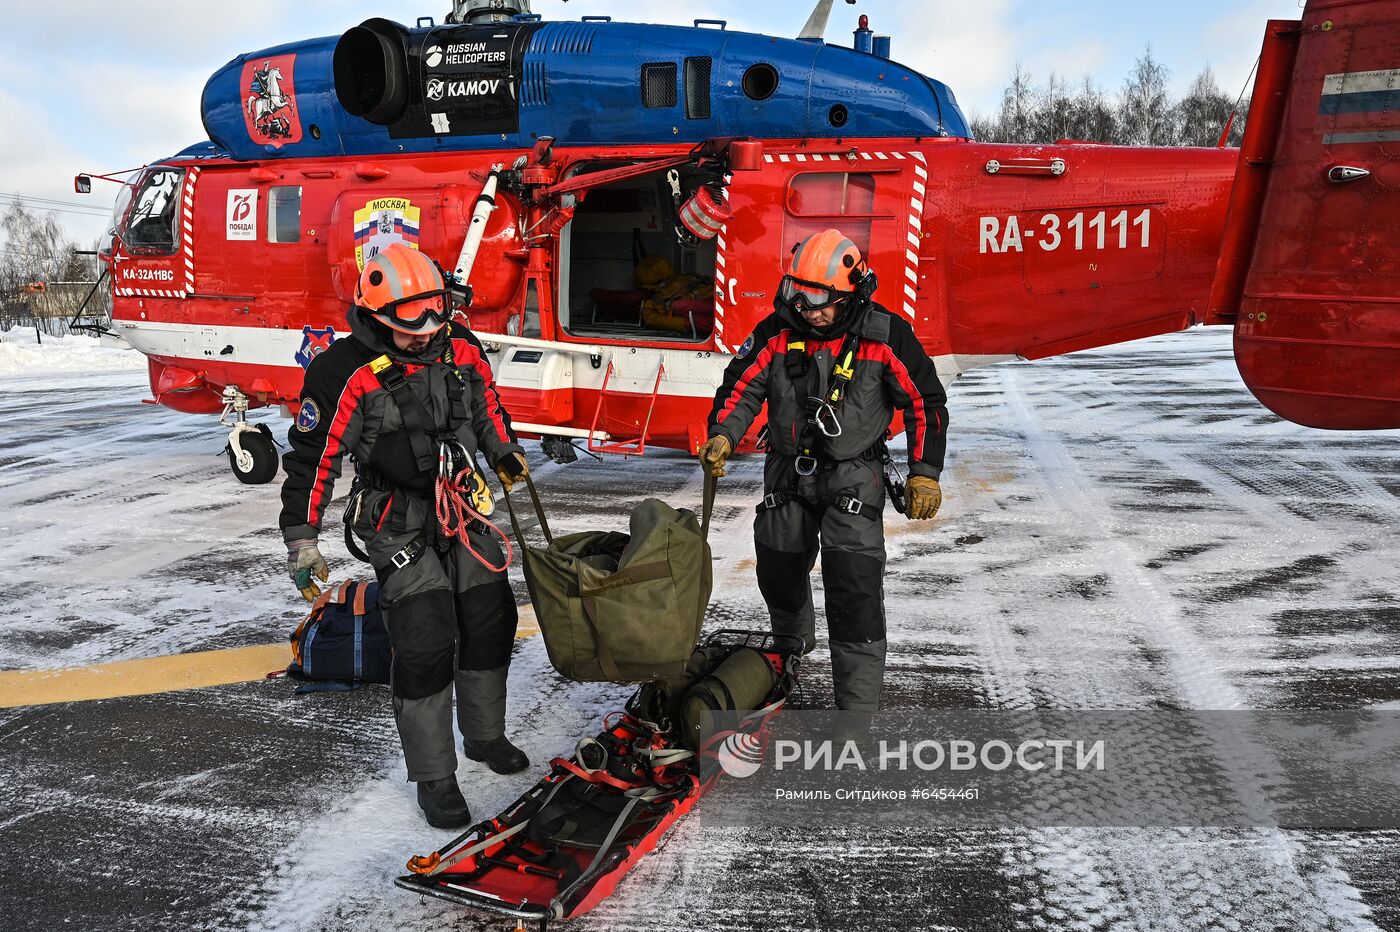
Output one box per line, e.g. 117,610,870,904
119,167,184,256
742,64,779,101
641,63,678,109
99,181,137,258
268,186,302,243
786,172,877,217
684,57,712,119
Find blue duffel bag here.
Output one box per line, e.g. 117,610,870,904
286,580,391,693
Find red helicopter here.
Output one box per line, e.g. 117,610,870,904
78,0,1400,483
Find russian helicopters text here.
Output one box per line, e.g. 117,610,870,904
82,0,1400,483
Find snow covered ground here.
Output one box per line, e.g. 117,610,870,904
0,326,1397,931
0,326,145,378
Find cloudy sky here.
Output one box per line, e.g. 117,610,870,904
0,0,1303,243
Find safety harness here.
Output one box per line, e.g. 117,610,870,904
343,342,512,573
758,330,884,520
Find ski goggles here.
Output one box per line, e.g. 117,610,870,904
777,275,851,312
364,289,454,333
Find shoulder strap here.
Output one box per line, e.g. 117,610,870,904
504,471,554,551
352,581,369,616
702,471,715,541
369,354,437,472
783,334,808,381
826,332,862,407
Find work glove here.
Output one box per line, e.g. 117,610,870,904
287,539,330,603
698,434,732,478
907,476,942,521
494,451,529,492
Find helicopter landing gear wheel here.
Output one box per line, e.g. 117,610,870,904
227,422,279,484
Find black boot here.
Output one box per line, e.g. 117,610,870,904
463,735,530,775
416,777,472,829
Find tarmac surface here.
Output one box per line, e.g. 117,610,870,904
1,327,1398,931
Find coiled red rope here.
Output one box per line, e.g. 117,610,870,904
435,466,513,573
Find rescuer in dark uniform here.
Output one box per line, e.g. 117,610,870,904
699,229,947,712
280,243,530,828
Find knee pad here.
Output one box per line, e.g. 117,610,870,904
821,549,886,642
455,580,518,671
756,542,816,615
385,589,457,699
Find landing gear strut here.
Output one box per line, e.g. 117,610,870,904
220,385,279,484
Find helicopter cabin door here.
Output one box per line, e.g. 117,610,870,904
713,145,924,355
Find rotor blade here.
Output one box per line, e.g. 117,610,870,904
797,0,836,39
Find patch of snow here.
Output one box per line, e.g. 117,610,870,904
0,327,144,377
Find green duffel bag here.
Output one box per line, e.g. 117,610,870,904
505,474,715,683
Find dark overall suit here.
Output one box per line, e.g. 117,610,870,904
280,308,523,781
708,302,948,710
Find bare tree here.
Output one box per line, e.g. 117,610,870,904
0,201,106,337
1031,72,1074,143
1117,46,1175,145
968,113,1000,142
1066,75,1117,143
1174,66,1236,147
968,53,1248,148
992,63,1037,143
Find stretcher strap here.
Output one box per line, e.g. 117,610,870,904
418,819,529,877
639,746,694,767
576,736,693,781
552,756,637,793
551,796,642,910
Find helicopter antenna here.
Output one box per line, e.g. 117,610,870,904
446,0,533,24
797,0,857,40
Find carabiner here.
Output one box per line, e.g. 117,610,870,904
437,441,453,480
814,401,843,438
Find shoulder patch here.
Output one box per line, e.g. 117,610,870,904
738,334,755,358
295,398,321,433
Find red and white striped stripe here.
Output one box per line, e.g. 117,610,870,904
181,167,199,296
712,173,733,352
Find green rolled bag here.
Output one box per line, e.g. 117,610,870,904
677,647,778,751
626,643,780,750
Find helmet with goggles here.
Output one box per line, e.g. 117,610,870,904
356,244,453,335
777,229,870,316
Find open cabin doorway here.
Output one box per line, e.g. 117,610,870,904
558,162,719,343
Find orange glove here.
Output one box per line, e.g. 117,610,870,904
495,452,529,492
907,476,942,520
698,435,732,478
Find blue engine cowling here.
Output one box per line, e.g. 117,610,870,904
199,17,969,161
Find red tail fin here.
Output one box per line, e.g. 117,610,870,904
1213,0,1400,429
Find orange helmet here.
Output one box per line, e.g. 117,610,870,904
778,229,868,312
355,244,451,335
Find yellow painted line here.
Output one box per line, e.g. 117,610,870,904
0,603,542,710
0,643,293,709
516,602,541,638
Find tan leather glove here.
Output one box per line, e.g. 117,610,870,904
698,435,732,478
494,451,529,492
907,476,942,520
287,539,330,603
